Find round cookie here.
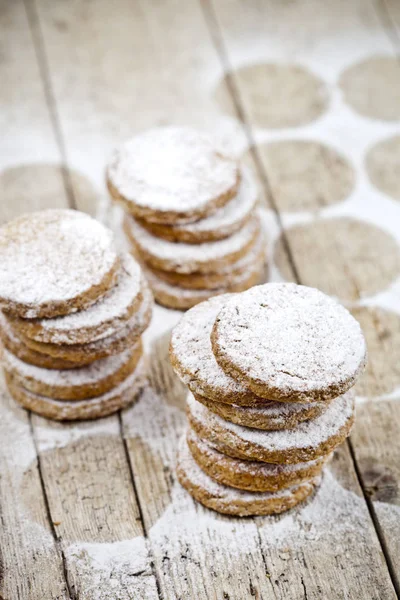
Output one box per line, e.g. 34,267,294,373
107,126,240,225
211,283,367,402
5,356,148,421
9,253,143,345
170,294,263,404
145,259,265,310
15,285,153,364
124,212,260,274
187,390,355,464
136,166,258,243
177,436,319,516
0,314,84,369
187,428,328,493
0,209,119,319
151,226,266,290
3,342,142,401
193,391,330,431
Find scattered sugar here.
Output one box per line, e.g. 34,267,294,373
126,212,260,273
34,417,119,453
187,391,354,452
214,283,367,400
107,126,238,214
65,537,154,600
0,209,117,313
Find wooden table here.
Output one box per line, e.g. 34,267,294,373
1,0,400,598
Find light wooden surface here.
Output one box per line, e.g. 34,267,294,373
0,0,399,598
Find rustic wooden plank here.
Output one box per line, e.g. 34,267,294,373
0,2,71,597
26,0,279,596
203,0,400,596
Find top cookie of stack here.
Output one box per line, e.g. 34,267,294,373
0,209,153,421
107,126,266,310
170,283,367,516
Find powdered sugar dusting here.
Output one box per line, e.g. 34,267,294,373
108,126,238,214
178,435,318,502
187,390,354,454
65,537,156,600
126,212,260,273
3,344,138,388
156,165,257,237
214,283,367,401
170,294,258,400
35,253,142,343
0,209,117,314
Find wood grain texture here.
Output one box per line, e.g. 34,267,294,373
204,0,400,595
0,3,71,597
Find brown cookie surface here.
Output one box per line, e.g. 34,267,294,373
107,126,240,224
187,428,328,492
177,436,320,516
187,391,355,464
0,209,119,319
212,283,367,402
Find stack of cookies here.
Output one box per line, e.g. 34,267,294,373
0,209,153,421
170,283,366,516
106,126,266,310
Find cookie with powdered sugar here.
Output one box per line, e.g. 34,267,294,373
187,391,355,464
0,313,85,369
3,341,142,401
14,285,153,364
211,283,367,403
124,212,260,275
192,391,331,431
149,226,266,290
136,165,258,243
145,252,265,311
177,435,320,517
5,355,148,421
9,253,144,345
0,209,119,319
107,126,240,225
170,294,266,404
187,427,328,493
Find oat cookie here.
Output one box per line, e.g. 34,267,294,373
107,126,240,225
170,294,262,404
16,285,153,364
136,166,257,243
146,261,264,310
0,209,119,319
211,283,367,402
150,227,266,290
9,254,143,345
124,213,260,274
193,391,330,430
3,342,142,401
0,314,83,369
187,391,355,464
187,428,328,492
5,356,148,421
177,436,319,516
